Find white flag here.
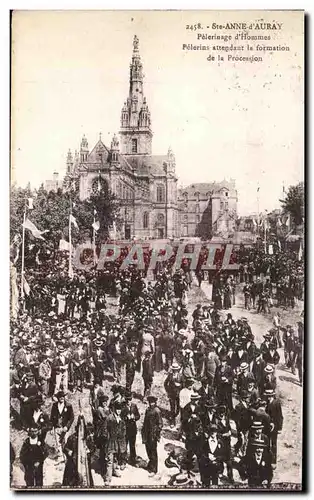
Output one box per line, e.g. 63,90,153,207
23,278,30,296
252,218,257,228
22,218,48,240
28,198,33,209
298,243,303,261
278,240,282,251
268,244,273,255
285,214,291,227
277,217,282,227
70,214,79,229
92,220,100,232
59,239,72,252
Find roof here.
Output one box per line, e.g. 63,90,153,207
178,180,236,198
125,154,168,176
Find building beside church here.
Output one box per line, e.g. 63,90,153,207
178,180,238,240
63,35,179,240
61,35,238,240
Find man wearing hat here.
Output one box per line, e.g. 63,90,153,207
182,391,204,475
142,395,163,477
237,362,255,396
264,389,283,465
164,362,183,428
199,424,224,487
215,404,234,483
90,338,106,386
239,438,273,487
142,352,154,402
19,371,39,430
234,390,252,457
125,342,137,393
38,352,52,398
50,391,74,453
53,343,70,395
19,424,48,487
122,391,140,466
29,395,51,443
95,394,110,478
214,353,234,413
263,341,280,368
105,401,127,484
252,348,266,396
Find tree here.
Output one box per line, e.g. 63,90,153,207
280,182,304,227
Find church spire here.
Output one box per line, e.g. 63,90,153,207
119,36,152,156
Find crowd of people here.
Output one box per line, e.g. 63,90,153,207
10,245,304,489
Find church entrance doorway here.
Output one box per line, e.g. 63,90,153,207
157,228,164,239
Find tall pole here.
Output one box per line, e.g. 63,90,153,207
68,196,73,278
21,207,26,301
164,163,168,239
257,183,260,237
93,211,96,266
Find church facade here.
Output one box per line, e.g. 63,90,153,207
62,36,237,240
64,35,179,240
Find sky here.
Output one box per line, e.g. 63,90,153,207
11,10,304,215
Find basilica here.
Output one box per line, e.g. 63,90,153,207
61,36,237,240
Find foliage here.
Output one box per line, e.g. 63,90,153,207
280,182,304,227
10,182,121,249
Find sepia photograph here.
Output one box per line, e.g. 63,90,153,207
10,10,304,490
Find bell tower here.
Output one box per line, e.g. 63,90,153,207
119,35,152,156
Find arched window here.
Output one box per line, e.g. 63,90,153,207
156,184,165,202
194,192,200,202
157,213,165,225
91,176,108,195
183,225,188,236
183,192,188,202
143,212,149,229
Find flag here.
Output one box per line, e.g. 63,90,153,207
92,220,100,232
23,218,48,240
276,217,282,227
278,240,282,251
70,214,79,229
28,198,33,209
10,263,19,319
268,244,273,255
59,239,72,252
285,214,291,228
23,277,30,296
264,219,269,231
252,218,257,228
298,243,303,261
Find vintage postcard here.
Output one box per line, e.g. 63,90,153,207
10,10,304,490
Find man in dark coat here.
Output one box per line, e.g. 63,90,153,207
50,391,74,453
182,392,204,474
142,395,163,477
125,342,137,393
233,390,252,457
164,362,184,427
122,391,140,465
19,371,39,429
104,401,127,485
199,424,224,487
239,438,273,487
264,389,283,464
142,352,154,402
214,354,234,412
20,424,48,487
